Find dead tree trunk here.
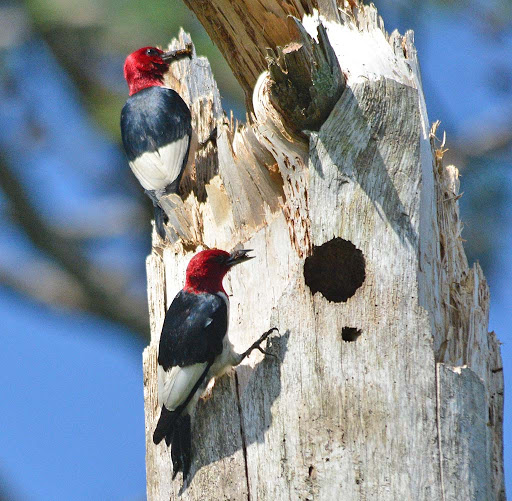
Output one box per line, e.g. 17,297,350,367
143,2,505,500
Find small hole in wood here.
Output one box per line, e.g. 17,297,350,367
341,327,362,342
304,237,365,302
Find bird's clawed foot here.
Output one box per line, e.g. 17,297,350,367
237,327,279,364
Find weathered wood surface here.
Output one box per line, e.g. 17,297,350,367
437,364,492,501
143,2,504,500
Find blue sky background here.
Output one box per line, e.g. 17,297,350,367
0,1,510,499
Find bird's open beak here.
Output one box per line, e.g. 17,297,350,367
161,44,193,63
226,249,254,267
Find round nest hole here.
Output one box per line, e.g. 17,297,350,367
304,237,365,302
341,327,362,342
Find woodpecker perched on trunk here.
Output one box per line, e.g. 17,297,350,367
120,45,193,239
153,248,276,480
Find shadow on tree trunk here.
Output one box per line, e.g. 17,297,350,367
181,331,290,491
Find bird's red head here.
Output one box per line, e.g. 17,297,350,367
123,47,169,96
124,44,192,96
184,249,254,294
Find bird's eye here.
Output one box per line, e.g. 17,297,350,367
146,48,159,57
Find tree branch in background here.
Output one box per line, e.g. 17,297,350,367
0,153,149,340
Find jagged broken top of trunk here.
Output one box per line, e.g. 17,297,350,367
156,1,420,256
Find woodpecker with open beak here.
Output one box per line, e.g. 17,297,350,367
120,45,193,239
153,248,276,480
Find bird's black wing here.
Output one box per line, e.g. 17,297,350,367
120,86,191,160
158,290,228,370
120,86,192,193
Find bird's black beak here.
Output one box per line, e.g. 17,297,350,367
226,249,254,267
161,44,193,63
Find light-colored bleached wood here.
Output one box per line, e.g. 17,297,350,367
143,2,504,500
437,364,492,501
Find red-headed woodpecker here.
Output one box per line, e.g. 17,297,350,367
120,45,193,239
153,248,276,479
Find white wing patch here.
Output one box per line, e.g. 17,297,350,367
157,362,208,410
129,135,190,192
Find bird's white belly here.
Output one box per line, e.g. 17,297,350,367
209,290,236,377
209,335,238,378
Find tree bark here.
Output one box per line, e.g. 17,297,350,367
143,2,505,500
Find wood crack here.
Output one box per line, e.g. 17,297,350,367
435,363,447,501
234,370,252,501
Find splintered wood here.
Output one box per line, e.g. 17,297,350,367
143,3,504,500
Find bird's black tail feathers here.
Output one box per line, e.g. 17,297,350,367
153,407,192,479
170,414,191,479
153,405,178,445
153,205,168,240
